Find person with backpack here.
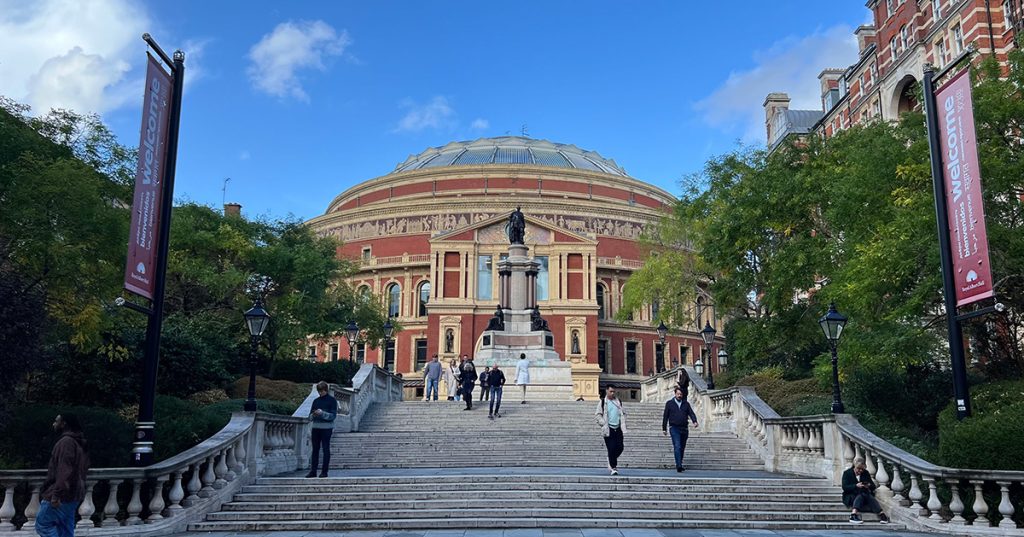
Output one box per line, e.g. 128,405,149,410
488,364,506,419
37,413,90,537
595,386,626,475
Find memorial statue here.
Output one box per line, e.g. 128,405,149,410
530,305,549,332
485,304,505,331
444,329,454,353
571,331,581,354
506,206,526,245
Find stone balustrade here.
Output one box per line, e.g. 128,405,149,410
641,366,1024,535
0,364,402,535
0,412,305,535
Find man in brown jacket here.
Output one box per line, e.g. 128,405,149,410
36,414,90,537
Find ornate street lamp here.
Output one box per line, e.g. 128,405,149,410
700,321,717,389
819,302,848,413
382,317,395,370
693,357,704,377
345,320,359,362
657,320,668,372
243,298,271,412
718,348,729,370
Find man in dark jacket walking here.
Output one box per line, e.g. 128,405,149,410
306,381,338,478
461,356,478,410
488,364,506,419
842,457,890,524
661,387,699,472
37,413,90,537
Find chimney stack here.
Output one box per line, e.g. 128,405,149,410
224,203,242,218
763,92,791,145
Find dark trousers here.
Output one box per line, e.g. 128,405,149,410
310,428,333,475
480,384,489,401
604,427,624,468
489,386,503,415
852,491,883,513
669,425,689,468
463,380,475,408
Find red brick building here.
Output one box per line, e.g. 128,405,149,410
305,137,724,396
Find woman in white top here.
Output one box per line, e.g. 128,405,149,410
444,359,459,401
515,353,530,404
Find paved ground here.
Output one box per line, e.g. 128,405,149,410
173,529,933,537
280,467,791,479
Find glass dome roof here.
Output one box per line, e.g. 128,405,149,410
393,136,629,177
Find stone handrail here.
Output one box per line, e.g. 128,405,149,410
641,370,1024,533
0,411,309,535
294,363,404,433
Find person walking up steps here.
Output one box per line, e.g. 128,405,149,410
515,353,530,404
479,366,491,401
595,386,626,475
488,364,506,419
662,386,699,472
461,355,478,410
424,354,442,401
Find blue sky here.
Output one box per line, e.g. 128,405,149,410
1,1,871,221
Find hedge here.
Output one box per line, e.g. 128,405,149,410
269,359,361,386
938,379,1024,470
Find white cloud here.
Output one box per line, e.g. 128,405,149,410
180,38,210,90
394,96,456,133
0,0,149,114
247,20,350,101
694,25,858,142
470,118,489,130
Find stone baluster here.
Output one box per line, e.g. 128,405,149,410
854,443,864,462
213,450,228,488
864,450,877,476
224,446,238,481
76,480,97,528
199,455,217,498
780,427,793,452
795,426,809,452
125,479,143,525
184,462,202,506
908,472,926,516
147,474,168,521
842,437,855,467
925,478,943,521
874,456,892,500
234,435,247,474
166,471,184,516
947,480,966,524
970,481,989,527
22,482,41,530
756,418,766,444
890,465,907,506
0,481,15,530
997,481,1015,529
808,427,822,454
100,479,121,527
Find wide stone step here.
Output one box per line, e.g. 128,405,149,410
188,517,898,532
220,498,844,512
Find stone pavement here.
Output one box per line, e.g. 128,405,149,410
172,528,933,537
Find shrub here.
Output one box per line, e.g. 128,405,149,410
938,379,1024,470
187,389,229,406
227,376,309,406
269,359,360,386
0,404,132,469
842,361,950,431
152,395,226,462
203,398,298,421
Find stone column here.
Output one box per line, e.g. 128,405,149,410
526,270,538,309
498,269,511,307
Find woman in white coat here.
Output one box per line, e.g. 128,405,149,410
444,359,460,401
515,353,530,404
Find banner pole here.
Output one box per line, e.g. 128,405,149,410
132,44,185,466
922,64,972,420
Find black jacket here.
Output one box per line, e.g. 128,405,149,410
461,361,478,382
842,467,876,506
488,369,506,387
662,398,698,431
479,371,490,387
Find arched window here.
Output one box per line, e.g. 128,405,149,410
596,284,606,320
387,283,401,318
357,285,371,303
417,281,431,317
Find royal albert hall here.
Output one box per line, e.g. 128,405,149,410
306,136,723,399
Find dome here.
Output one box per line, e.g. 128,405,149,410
392,136,630,177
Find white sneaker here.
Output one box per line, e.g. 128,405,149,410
610,469,618,475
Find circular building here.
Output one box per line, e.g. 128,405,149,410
306,136,722,400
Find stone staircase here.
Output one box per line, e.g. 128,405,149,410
188,401,897,532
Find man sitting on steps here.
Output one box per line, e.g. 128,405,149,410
843,457,890,524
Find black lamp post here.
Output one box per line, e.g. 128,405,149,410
657,320,668,372
382,317,395,370
819,302,848,413
700,321,717,389
243,298,271,412
345,320,359,362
